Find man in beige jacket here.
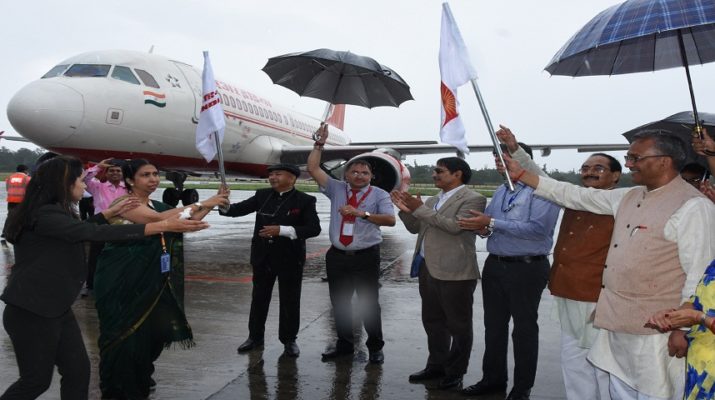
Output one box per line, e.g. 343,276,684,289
391,157,486,391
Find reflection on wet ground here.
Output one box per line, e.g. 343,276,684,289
0,189,566,399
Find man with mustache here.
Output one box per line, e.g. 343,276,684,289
220,163,321,358
495,126,621,399
391,157,486,391
501,130,715,400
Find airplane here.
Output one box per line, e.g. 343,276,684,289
6,49,629,206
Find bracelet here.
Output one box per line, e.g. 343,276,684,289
513,170,526,182
700,312,707,326
314,142,324,147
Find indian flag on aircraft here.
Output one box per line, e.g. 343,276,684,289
143,90,166,108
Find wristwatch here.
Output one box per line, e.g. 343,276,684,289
194,202,204,212
488,218,495,230
361,211,371,220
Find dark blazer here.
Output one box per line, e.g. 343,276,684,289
1,204,145,318
220,188,321,267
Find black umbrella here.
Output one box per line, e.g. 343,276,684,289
545,0,715,136
262,48,413,109
622,111,715,167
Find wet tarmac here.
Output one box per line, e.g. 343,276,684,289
0,189,567,399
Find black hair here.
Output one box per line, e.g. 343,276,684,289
681,162,707,175
16,164,28,173
590,153,622,174
5,156,84,243
632,130,687,170
437,157,472,184
121,159,154,193
344,159,373,173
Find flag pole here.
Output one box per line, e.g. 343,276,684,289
212,131,229,212
470,78,514,191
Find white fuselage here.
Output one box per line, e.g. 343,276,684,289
7,50,350,177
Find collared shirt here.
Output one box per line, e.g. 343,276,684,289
535,175,715,397
84,165,128,214
485,181,560,256
419,184,465,257
320,177,394,250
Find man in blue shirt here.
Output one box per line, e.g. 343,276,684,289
307,124,396,364
458,143,560,400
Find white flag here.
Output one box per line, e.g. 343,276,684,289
196,51,226,162
439,2,477,155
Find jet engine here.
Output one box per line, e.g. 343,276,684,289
338,151,411,192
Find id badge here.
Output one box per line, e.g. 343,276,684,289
342,222,354,236
160,252,171,273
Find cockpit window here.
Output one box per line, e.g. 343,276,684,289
64,64,111,77
134,69,160,88
111,66,140,85
41,64,70,79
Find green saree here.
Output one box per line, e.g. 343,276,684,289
94,200,193,400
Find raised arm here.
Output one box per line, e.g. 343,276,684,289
307,124,330,188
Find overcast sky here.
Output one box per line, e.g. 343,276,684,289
2,0,714,171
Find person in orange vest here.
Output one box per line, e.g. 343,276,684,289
2,164,30,246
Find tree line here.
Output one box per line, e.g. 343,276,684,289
406,161,633,187
0,147,633,187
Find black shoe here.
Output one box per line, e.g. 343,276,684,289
461,380,507,396
368,350,384,364
237,337,263,353
321,346,353,361
427,375,462,390
506,389,531,400
409,367,445,382
283,341,300,358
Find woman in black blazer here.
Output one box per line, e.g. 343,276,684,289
0,156,208,400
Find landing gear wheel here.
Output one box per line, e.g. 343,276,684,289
181,188,199,206
162,188,181,207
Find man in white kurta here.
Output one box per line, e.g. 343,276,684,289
504,131,715,400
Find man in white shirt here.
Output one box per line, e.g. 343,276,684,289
503,130,715,400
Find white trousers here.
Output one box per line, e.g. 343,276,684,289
561,331,611,400
609,374,683,400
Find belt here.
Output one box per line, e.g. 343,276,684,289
489,254,547,263
330,245,378,256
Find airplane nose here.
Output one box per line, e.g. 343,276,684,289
7,80,84,146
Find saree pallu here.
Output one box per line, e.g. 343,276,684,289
95,200,193,400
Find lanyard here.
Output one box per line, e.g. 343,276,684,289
160,233,168,254
345,186,373,209
501,185,523,213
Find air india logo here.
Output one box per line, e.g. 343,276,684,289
143,90,166,108
440,82,458,127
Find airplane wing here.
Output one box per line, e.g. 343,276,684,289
0,131,32,143
279,142,630,164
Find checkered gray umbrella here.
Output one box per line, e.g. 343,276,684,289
545,0,715,133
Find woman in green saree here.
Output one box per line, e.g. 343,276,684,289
94,159,228,400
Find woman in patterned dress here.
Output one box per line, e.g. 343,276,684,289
647,259,715,400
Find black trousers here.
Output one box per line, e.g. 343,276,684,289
325,246,384,352
1,203,18,239
481,255,549,393
419,261,477,376
248,260,303,343
1,304,90,400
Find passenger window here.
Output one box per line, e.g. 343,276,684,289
111,66,140,85
221,94,229,106
259,107,265,118
134,69,160,88
230,96,236,108
64,64,111,77
236,100,243,110
248,103,255,114
42,64,70,78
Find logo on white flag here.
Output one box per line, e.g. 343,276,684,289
196,51,226,162
439,2,477,155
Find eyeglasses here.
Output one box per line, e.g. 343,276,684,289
683,176,703,184
579,165,609,174
623,154,669,164
348,171,371,177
